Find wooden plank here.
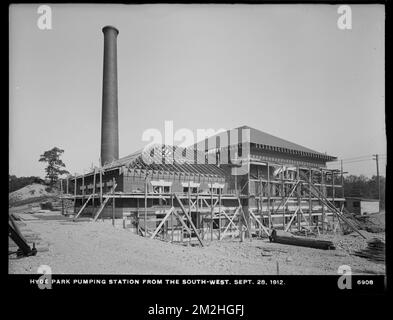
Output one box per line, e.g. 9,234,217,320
99,169,103,204
92,197,110,222
172,211,192,235
92,169,96,215
284,207,299,232
150,207,174,239
210,188,214,241
174,193,204,246
73,194,93,221
220,207,241,240
221,210,240,231
112,178,116,226
249,210,270,236
300,173,365,238
237,196,250,235
321,169,325,234
144,176,147,236
267,162,271,229
218,188,221,240
272,180,300,215
92,183,117,222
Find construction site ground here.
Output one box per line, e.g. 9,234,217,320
9,207,385,275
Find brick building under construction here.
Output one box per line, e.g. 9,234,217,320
60,26,357,245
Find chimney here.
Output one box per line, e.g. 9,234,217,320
100,25,119,166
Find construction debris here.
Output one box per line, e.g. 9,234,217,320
353,214,385,233
269,229,335,250
354,238,385,263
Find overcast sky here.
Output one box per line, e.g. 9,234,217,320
9,4,385,178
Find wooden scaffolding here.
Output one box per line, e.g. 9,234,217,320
58,158,364,246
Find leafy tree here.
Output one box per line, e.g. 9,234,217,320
39,147,69,185
343,174,385,208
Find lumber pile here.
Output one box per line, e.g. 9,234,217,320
269,230,335,250
354,238,385,263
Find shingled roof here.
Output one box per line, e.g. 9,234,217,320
243,126,336,161
197,125,336,161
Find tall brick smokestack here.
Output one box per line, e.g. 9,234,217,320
101,26,119,166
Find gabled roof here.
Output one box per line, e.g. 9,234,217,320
100,144,226,178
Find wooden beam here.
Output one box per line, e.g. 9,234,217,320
267,163,271,229
218,188,221,240
144,175,148,236
284,207,299,232
172,210,192,235
99,169,103,204
93,183,117,222
151,207,174,239
174,193,203,246
112,178,116,226
73,194,93,221
210,187,214,241
92,170,96,216
249,210,270,236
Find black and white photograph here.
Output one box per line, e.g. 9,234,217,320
8,2,386,295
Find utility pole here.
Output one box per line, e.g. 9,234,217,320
372,154,380,211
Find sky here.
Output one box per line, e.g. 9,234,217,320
9,4,385,178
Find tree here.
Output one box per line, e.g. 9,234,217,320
343,174,385,209
39,147,69,185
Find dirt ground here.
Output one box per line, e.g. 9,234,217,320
9,210,385,275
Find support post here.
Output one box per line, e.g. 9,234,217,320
218,187,221,240
321,169,325,234
74,173,77,213
332,170,335,227
210,185,214,241
92,169,96,217
309,168,312,227
341,160,344,199
112,178,115,226
297,166,301,232
259,177,263,235
373,154,381,211
82,174,85,203
171,194,174,242
281,165,285,229
99,169,103,204
188,181,192,244
267,163,271,229
61,180,64,215
144,174,148,237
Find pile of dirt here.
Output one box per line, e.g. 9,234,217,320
9,184,59,207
